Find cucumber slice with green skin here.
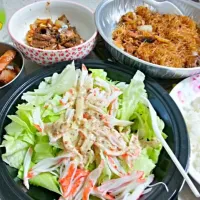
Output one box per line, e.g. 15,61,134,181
0,9,6,30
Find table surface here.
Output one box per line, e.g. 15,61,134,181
1,0,200,200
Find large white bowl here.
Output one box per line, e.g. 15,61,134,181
8,0,97,65
95,0,200,78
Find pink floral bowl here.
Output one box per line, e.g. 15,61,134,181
8,0,97,65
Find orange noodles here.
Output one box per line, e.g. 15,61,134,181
112,6,200,68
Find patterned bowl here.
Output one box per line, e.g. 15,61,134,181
8,0,97,65
95,0,200,78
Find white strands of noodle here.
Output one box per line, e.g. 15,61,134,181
147,182,169,192
142,188,152,195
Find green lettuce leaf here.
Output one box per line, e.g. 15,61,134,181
32,134,60,163
145,144,162,164
41,95,64,123
18,166,61,195
133,148,156,176
8,115,32,133
131,102,165,141
89,69,107,80
29,173,61,194
1,138,29,169
118,71,147,121
5,122,24,138
22,62,76,105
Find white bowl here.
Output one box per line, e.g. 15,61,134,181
8,0,97,65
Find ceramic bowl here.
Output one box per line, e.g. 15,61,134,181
8,0,97,65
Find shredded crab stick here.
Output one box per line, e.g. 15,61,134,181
59,163,77,197
27,155,73,179
124,175,154,200
32,107,44,132
60,168,89,199
106,156,126,177
92,188,114,200
95,77,111,94
97,171,145,196
109,99,119,117
75,64,88,120
82,161,104,200
60,88,75,106
23,148,33,189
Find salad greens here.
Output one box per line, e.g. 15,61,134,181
0,62,166,200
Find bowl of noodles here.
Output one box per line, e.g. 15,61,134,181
95,0,200,78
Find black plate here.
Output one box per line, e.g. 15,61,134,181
0,60,189,200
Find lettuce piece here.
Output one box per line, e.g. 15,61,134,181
33,144,55,163
20,132,35,145
1,138,29,169
18,167,61,195
5,122,25,137
131,102,165,141
8,115,32,133
29,173,61,194
17,103,34,111
22,62,76,105
16,110,33,129
145,145,162,164
32,134,60,163
87,162,96,172
89,69,107,80
85,151,96,171
41,95,63,123
22,93,53,106
133,149,156,176
2,149,28,169
118,71,147,121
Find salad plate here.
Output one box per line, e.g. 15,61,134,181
0,60,189,200
170,74,200,185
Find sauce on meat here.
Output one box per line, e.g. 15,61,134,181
26,15,84,50
0,50,20,86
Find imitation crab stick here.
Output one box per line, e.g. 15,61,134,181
59,163,77,197
82,161,104,200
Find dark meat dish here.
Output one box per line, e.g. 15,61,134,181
0,50,20,86
26,15,84,50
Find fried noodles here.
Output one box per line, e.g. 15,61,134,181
112,6,200,68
